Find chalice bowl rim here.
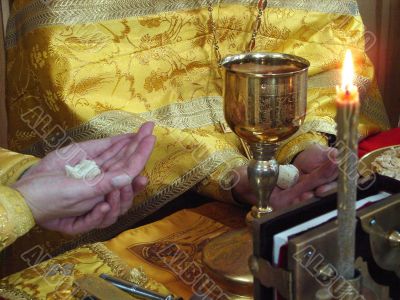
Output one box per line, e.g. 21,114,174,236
221,51,310,78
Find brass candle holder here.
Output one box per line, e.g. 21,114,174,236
202,52,310,298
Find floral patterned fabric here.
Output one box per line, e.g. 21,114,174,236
2,0,389,284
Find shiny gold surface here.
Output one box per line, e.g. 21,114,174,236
249,255,292,299
203,52,309,298
359,193,400,276
222,52,309,216
288,217,340,300
288,221,387,300
355,257,392,300
202,228,253,298
388,230,400,247
331,269,362,299
286,194,399,299
247,143,279,217
222,53,309,144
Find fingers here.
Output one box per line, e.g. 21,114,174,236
138,121,156,136
119,185,133,214
269,188,290,210
270,159,338,210
101,122,155,171
121,122,155,161
315,159,339,183
291,197,301,205
326,147,338,163
42,126,151,173
124,135,156,178
54,202,111,235
241,147,339,212
63,171,133,200
294,145,336,174
35,150,150,213
300,191,315,202
120,176,148,215
65,177,148,233
95,135,154,199
292,160,338,197
55,133,136,166
99,190,121,228
132,176,148,196
315,181,338,197
94,137,133,166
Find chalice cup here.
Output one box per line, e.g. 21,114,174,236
202,52,309,298
224,52,309,218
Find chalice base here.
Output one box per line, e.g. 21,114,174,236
202,228,253,299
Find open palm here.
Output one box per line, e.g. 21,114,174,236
16,122,156,234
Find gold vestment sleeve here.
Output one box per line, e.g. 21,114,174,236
0,147,40,185
0,186,35,251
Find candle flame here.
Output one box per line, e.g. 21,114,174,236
341,50,355,91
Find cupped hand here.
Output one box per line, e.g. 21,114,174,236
15,122,156,234
23,122,155,179
232,145,338,211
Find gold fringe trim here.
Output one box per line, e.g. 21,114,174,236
86,243,148,286
86,243,132,280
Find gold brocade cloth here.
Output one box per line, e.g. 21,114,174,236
0,202,247,299
2,0,390,279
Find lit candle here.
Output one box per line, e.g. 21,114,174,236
336,50,360,280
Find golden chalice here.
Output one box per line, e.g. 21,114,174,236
202,52,310,299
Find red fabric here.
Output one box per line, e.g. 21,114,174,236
358,128,400,158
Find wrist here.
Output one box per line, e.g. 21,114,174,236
12,182,42,224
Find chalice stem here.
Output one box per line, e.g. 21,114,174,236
248,143,279,219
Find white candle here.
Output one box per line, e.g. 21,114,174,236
336,50,360,280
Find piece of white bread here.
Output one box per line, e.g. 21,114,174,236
277,164,299,189
65,159,102,179
371,147,400,180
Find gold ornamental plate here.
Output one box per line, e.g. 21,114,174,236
358,145,400,178
202,228,253,299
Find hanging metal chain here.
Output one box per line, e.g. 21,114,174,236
207,0,268,66
207,0,222,66
247,0,268,52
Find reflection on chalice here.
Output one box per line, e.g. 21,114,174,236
202,52,310,299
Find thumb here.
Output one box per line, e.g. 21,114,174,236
110,174,134,188
65,172,133,199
